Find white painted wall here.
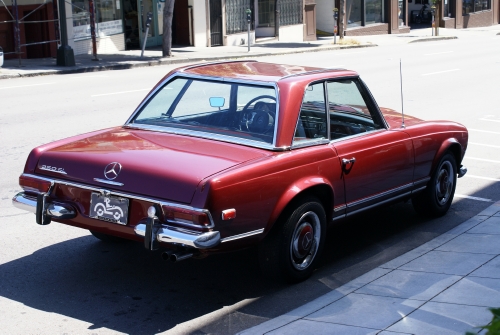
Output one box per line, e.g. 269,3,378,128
225,31,255,46
316,0,335,33
278,24,304,42
73,34,126,55
190,0,208,47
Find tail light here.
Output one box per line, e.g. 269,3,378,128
19,174,53,194
161,205,212,229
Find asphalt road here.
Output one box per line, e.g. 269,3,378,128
0,32,499,334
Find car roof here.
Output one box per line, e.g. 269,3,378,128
176,61,359,83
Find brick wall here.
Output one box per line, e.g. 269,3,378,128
463,10,493,27
345,23,389,36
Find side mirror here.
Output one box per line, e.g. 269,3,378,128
209,97,225,108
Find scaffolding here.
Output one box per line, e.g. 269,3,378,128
0,0,59,66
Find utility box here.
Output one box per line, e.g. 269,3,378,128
0,47,3,67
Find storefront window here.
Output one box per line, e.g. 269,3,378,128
366,0,384,24
463,0,490,14
258,0,275,27
346,0,362,27
72,0,123,40
226,0,253,34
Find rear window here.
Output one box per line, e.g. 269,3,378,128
131,77,277,145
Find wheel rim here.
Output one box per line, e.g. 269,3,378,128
290,211,321,271
435,160,454,206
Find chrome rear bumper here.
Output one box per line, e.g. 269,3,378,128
134,223,220,249
12,192,77,219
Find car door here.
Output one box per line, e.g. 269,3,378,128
326,79,414,216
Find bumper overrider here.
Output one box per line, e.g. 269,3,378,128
12,191,221,250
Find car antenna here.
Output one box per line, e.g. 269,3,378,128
400,58,406,129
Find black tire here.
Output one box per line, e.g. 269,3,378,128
90,230,128,243
412,152,457,217
258,197,326,283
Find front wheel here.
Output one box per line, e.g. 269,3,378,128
412,152,457,217
258,198,326,283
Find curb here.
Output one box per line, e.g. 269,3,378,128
0,43,377,80
408,36,458,43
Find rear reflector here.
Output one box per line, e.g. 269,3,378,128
19,174,53,193
221,209,236,220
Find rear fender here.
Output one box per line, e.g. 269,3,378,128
264,176,334,235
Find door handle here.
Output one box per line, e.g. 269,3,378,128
342,157,356,166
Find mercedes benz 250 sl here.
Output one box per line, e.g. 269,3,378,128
13,61,468,282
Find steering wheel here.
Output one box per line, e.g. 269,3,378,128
240,95,277,132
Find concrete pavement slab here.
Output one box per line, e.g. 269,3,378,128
386,301,490,335
399,250,495,276
304,293,424,329
431,276,500,307
266,319,384,335
467,216,500,235
355,269,461,301
436,234,500,255
380,243,433,270
470,256,500,279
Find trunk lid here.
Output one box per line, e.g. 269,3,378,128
36,128,269,204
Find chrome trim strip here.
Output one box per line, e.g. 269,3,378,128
93,178,124,186
332,214,345,221
125,123,285,151
347,183,413,208
20,174,215,228
124,73,281,150
220,228,265,243
359,78,390,130
134,223,221,249
413,177,431,186
329,129,386,144
291,139,330,149
12,192,37,213
412,186,427,193
347,192,412,217
40,166,67,175
281,68,347,80
334,204,346,212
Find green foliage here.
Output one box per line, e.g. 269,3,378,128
466,308,500,335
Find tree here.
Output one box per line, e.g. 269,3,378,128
339,0,345,39
162,0,175,57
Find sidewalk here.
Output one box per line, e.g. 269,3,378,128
240,200,500,335
1,25,498,80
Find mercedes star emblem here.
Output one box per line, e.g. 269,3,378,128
104,162,122,180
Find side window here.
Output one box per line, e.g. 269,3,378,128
293,82,328,144
173,80,232,117
327,79,382,140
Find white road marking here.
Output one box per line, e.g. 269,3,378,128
422,69,460,76
465,175,500,182
91,89,150,97
70,75,108,79
424,51,454,56
480,118,500,123
455,194,493,202
469,128,500,135
468,142,500,149
0,82,55,90
465,157,500,164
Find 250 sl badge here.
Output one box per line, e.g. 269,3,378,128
40,165,67,175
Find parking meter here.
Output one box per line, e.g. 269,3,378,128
333,8,339,44
0,46,3,67
246,9,252,52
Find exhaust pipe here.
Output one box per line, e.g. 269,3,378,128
170,251,193,263
161,250,174,261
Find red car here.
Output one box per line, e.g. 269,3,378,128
12,61,468,282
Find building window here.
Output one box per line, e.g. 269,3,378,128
280,0,302,26
463,0,490,14
72,0,123,40
346,0,384,28
258,0,275,27
226,0,253,34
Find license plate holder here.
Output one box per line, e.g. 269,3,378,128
89,192,129,225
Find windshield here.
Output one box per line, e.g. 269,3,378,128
130,77,278,145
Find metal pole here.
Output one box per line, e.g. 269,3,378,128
246,8,251,52
141,12,152,58
56,0,75,66
89,0,99,61
333,8,338,44
13,0,22,66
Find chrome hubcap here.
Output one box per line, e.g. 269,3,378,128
435,161,454,206
290,211,321,270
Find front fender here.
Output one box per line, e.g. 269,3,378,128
432,137,462,172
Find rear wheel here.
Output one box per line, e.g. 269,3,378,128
412,152,457,217
258,197,326,283
90,230,128,243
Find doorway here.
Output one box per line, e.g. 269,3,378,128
209,0,222,46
